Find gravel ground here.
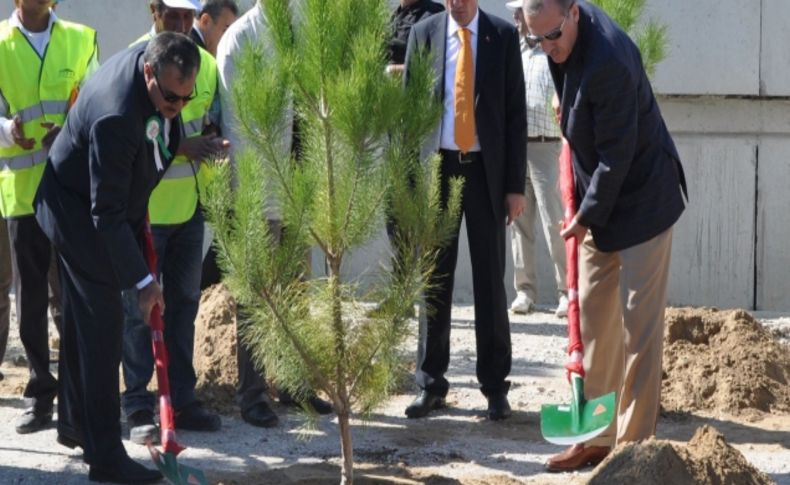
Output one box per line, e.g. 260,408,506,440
1,299,788,484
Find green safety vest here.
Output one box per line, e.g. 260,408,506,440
132,32,217,225
0,19,96,218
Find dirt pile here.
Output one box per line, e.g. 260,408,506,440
193,284,239,413
661,307,790,417
587,425,774,485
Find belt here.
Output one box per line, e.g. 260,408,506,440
527,136,560,142
439,149,482,164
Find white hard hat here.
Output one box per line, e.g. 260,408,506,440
505,0,521,11
161,0,200,10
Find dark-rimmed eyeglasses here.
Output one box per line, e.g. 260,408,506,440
525,6,573,47
154,73,196,104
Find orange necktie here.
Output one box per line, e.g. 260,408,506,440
454,27,475,154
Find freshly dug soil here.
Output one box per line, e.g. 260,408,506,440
661,307,790,417
193,284,239,413
588,425,774,485
212,462,529,485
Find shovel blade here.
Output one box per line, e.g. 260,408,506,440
540,391,616,445
148,445,208,485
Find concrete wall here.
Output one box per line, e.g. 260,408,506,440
5,1,790,310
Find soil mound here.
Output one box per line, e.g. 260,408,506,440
588,426,774,485
193,284,239,413
662,307,790,417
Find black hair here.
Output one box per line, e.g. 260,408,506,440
199,0,239,20
143,31,201,80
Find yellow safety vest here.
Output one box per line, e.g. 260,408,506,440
0,19,96,218
132,33,217,225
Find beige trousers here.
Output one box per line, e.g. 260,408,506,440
580,227,673,447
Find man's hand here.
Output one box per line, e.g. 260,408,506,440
505,193,526,226
137,280,165,326
552,93,561,123
385,64,405,76
560,215,588,241
11,115,35,150
40,122,61,152
177,135,230,161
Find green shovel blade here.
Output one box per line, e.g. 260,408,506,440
540,375,616,445
149,446,208,485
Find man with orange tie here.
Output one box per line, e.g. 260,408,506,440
403,0,527,421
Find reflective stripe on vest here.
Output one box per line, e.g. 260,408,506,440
0,148,48,171
0,19,96,218
148,45,217,226
16,100,69,123
161,160,201,180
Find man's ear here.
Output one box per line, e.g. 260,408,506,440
198,12,212,28
143,62,153,82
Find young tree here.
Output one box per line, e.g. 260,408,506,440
204,0,462,483
589,0,668,77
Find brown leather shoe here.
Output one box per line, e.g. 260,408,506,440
546,444,610,472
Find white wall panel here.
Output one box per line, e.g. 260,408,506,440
760,0,790,96
755,139,790,310
667,136,756,309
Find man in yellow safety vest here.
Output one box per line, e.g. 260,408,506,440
121,0,228,446
0,0,97,434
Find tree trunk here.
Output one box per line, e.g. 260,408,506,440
338,408,354,485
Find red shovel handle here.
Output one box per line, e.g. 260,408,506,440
558,139,584,375
141,218,185,456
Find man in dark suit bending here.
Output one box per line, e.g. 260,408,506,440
34,32,200,484
403,0,527,421
523,0,687,471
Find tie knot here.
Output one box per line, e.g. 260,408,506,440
459,27,471,42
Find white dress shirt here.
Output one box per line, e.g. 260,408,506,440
439,9,481,152
216,2,291,220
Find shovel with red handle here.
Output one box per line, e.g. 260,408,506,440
540,138,616,445
141,219,208,485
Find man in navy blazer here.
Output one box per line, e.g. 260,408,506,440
524,0,687,472
403,0,527,421
35,32,199,483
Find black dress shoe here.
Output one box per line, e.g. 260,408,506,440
405,391,446,419
174,402,221,432
15,407,53,434
241,401,279,428
88,453,162,484
279,390,334,415
56,432,84,449
487,393,511,421
127,409,159,445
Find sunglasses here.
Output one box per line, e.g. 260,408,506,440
525,7,572,47
154,73,196,104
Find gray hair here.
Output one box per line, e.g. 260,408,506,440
144,31,201,80
523,0,575,17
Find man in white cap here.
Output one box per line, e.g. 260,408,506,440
120,0,226,445
505,0,568,318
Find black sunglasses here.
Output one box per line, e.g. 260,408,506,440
525,5,573,47
154,73,196,104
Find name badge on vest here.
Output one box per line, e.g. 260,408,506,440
145,116,171,173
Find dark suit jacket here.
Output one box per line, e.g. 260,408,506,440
189,27,207,51
550,0,687,252
35,42,180,289
405,9,527,218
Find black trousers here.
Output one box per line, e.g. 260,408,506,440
415,151,512,398
56,251,125,466
7,215,60,411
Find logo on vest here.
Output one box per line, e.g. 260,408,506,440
59,68,75,79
